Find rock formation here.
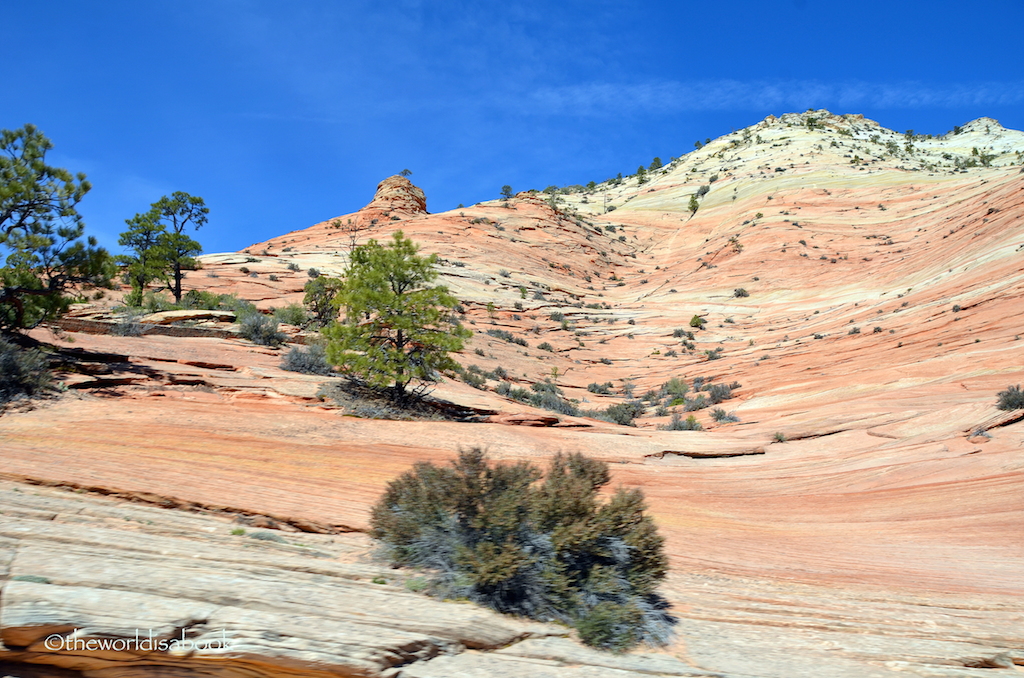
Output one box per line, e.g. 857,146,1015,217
2,110,1023,677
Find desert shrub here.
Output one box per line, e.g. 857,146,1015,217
287,262,301,272
217,294,261,321
528,380,579,415
549,311,565,322
506,385,531,401
487,328,528,346
141,291,180,313
273,303,308,327
538,342,554,352
996,385,1024,410
281,343,334,375
588,382,613,395
248,530,286,543
181,290,224,310
463,370,487,390
589,400,645,426
734,288,749,298
0,338,52,405
531,390,579,415
661,377,688,397
706,383,734,404
110,307,148,336
307,267,321,278
484,366,508,380
689,315,705,329
239,313,285,346
659,413,702,431
683,394,708,412
710,408,739,423
703,348,723,360
641,388,660,403
371,448,673,650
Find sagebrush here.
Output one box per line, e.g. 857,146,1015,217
371,448,673,650
0,338,52,405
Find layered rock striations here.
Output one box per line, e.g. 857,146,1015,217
2,110,1023,677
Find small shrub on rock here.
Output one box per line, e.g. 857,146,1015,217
659,413,702,431
371,448,673,650
111,307,148,336
281,343,334,375
239,314,285,346
0,338,52,405
710,408,740,423
589,400,645,426
273,303,308,327
996,385,1024,410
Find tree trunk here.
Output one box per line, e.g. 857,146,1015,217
172,262,183,303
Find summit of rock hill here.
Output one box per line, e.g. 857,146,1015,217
3,110,1023,677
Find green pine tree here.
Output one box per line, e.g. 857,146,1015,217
324,231,471,401
117,213,166,306
636,165,647,185
1,124,113,331
117,192,207,304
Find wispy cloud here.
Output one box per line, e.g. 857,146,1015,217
521,80,1024,116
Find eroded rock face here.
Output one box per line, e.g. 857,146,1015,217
4,111,1024,677
367,175,428,216
0,480,600,678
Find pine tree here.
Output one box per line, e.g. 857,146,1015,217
324,231,470,401
1,124,113,331
117,213,166,306
151,193,207,303
117,192,207,304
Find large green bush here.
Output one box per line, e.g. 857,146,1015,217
371,448,673,650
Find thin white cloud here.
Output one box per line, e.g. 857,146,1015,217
521,80,1024,116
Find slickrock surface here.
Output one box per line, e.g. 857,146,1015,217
1,481,1021,678
2,111,1023,676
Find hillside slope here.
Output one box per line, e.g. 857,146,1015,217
3,110,1023,677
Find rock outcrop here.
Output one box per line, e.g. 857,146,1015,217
4,111,1024,677
0,480,725,678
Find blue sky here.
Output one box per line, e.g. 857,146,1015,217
6,0,1023,254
